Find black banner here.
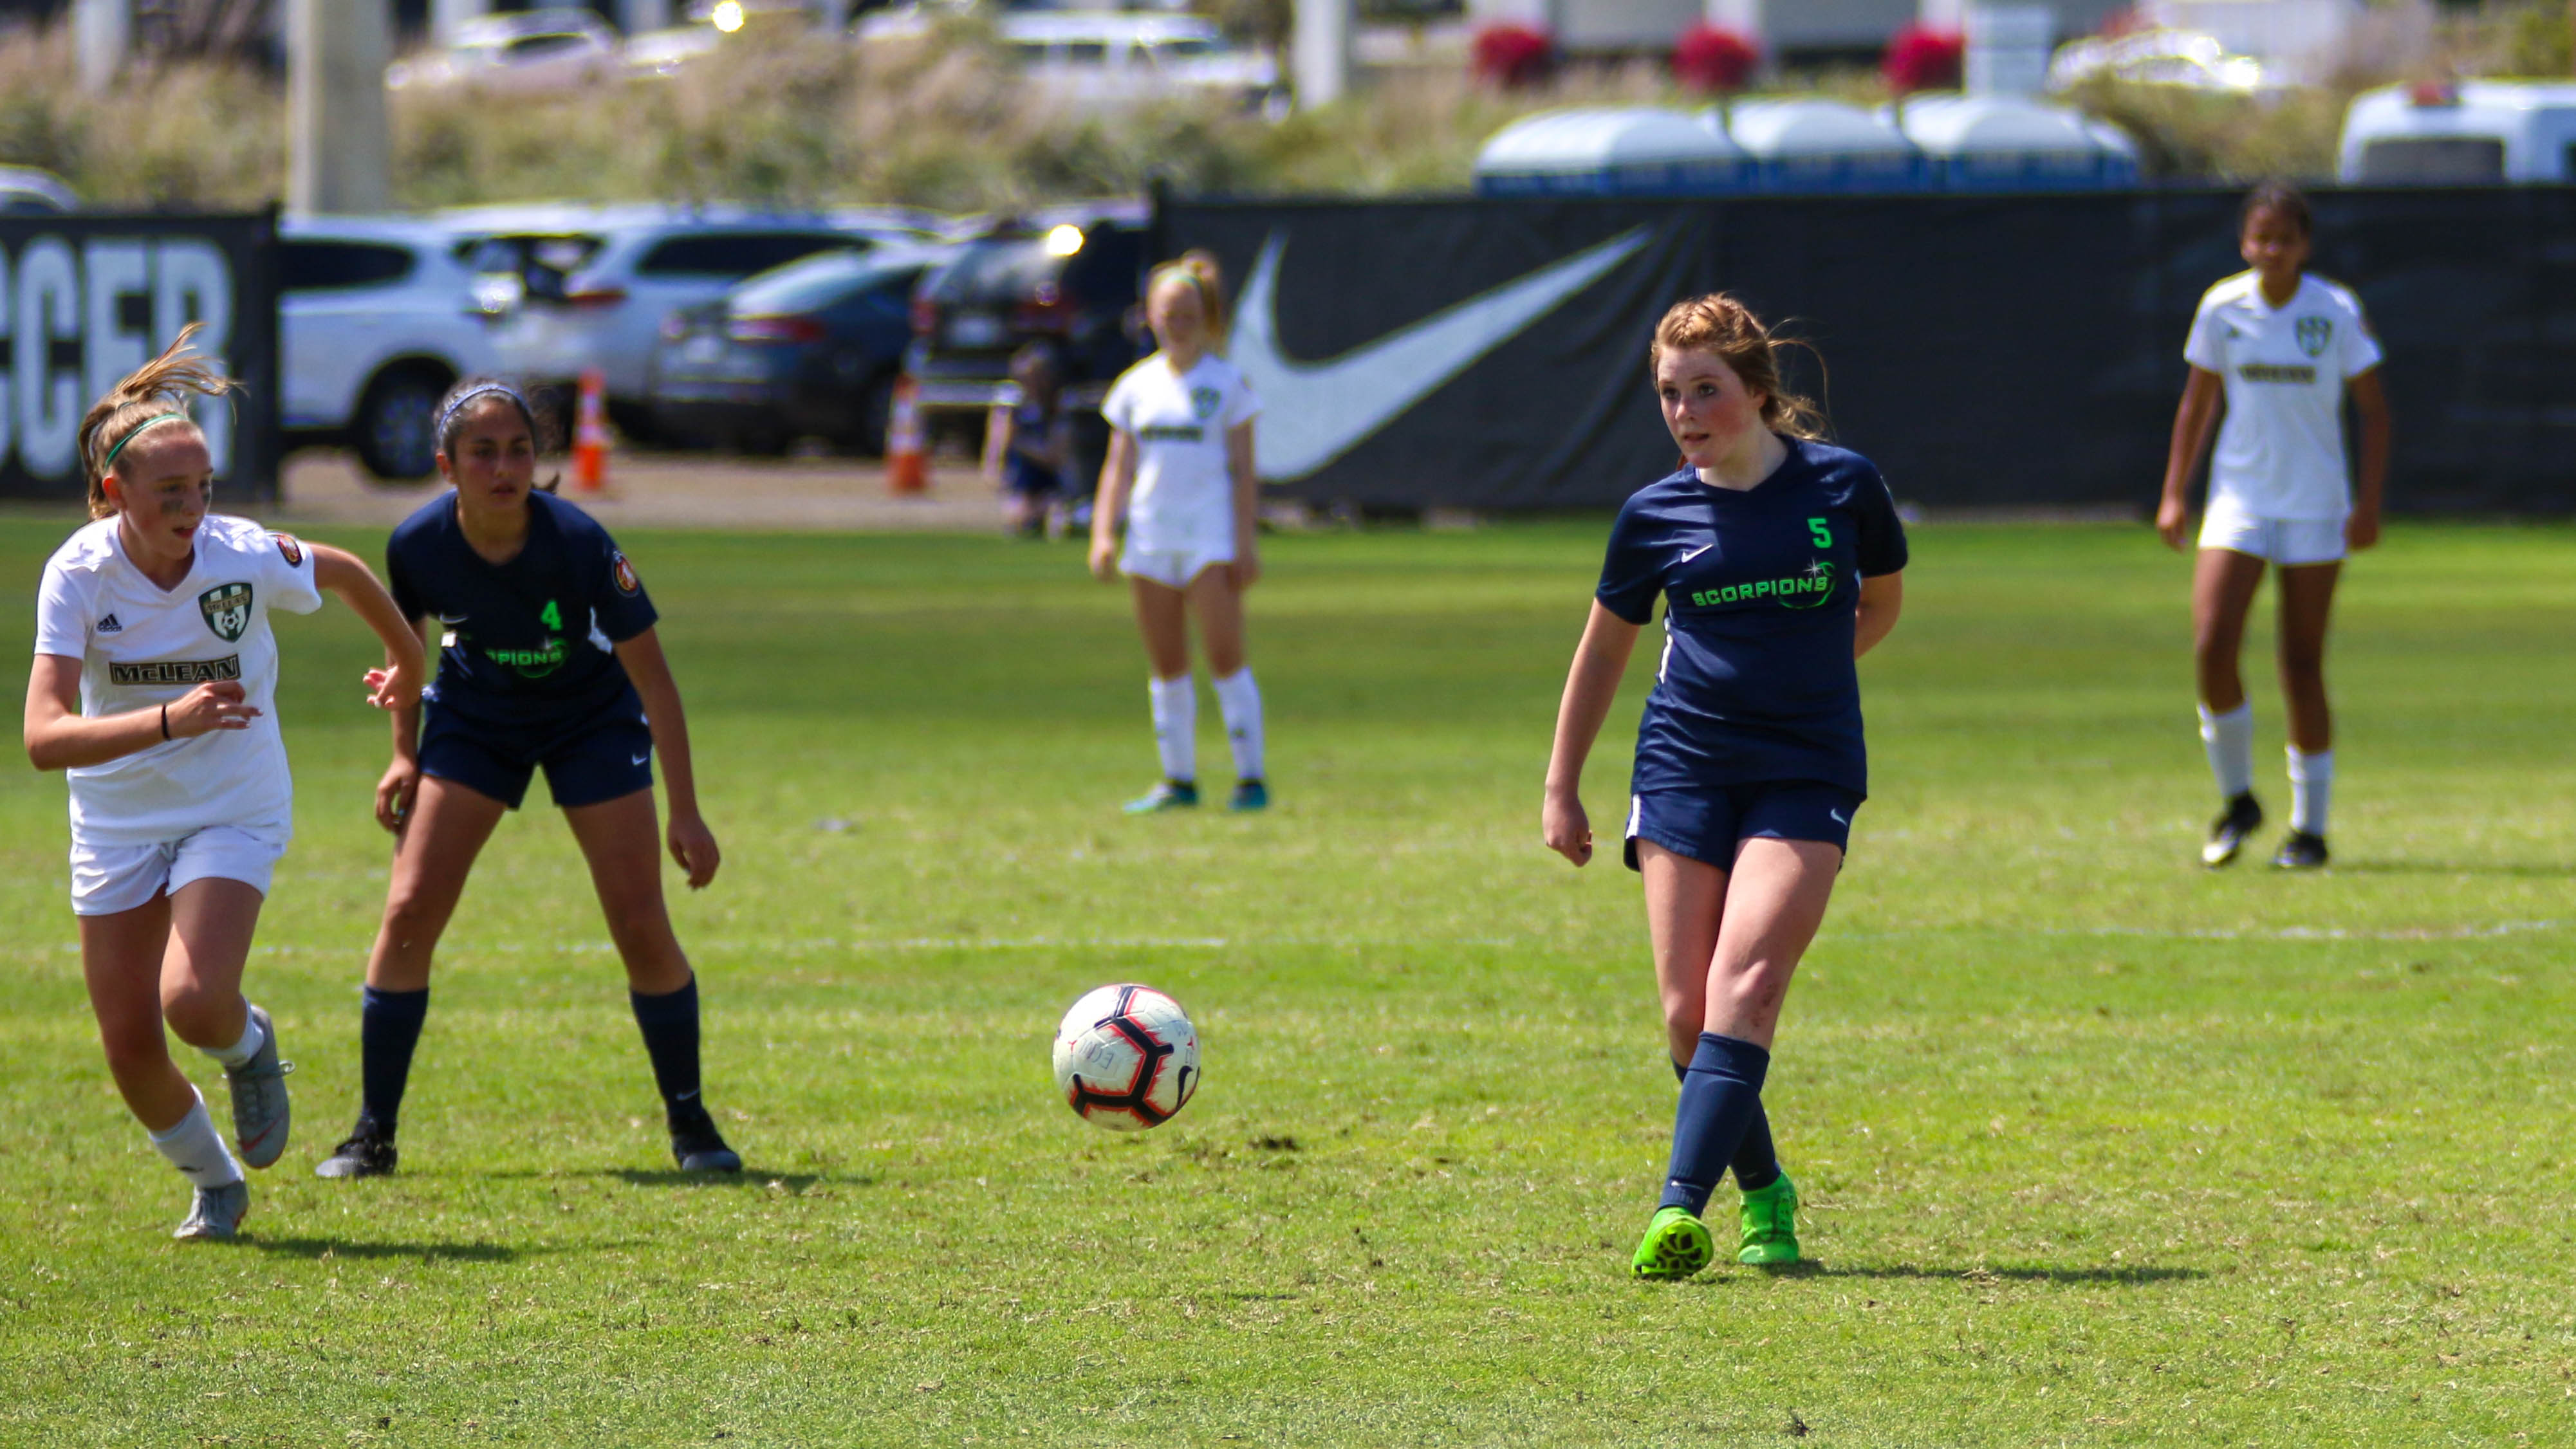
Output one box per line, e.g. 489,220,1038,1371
1163,189,2576,513
0,211,279,503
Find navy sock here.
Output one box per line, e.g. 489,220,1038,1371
358,986,430,1137
1657,1033,1771,1217
630,977,705,1121
1674,1055,1780,1190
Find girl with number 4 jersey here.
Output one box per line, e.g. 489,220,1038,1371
24,326,426,1241
2158,183,2391,871
311,379,741,1182
1544,297,1907,1282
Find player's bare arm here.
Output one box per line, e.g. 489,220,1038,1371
24,654,257,771
1089,429,1136,582
2347,366,2391,551
1543,602,1642,868
371,615,436,834
315,544,425,713
2157,365,2225,551
1226,419,1259,589
615,626,720,890
1855,572,1905,658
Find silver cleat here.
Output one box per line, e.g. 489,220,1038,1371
174,1180,248,1241
225,1005,294,1169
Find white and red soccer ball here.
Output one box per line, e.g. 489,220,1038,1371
1052,984,1200,1130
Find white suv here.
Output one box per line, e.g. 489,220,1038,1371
449,203,929,441
281,215,501,480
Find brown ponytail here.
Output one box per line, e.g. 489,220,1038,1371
78,322,237,519
1147,250,1230,350
1649,293,1829,441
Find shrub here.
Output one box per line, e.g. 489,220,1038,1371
1882,24,1963,94
1470,24,1555,89
1672,25,1759,94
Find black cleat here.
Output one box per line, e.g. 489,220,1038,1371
2201,791,2263,868
670,1105,742,1174
2270,830,2330,870
314,1123,398,1179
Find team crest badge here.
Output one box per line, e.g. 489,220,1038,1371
272,532,303,567
611,551,640,596
1190,385,1222,421
198,582,252,642
2295,317,2332,357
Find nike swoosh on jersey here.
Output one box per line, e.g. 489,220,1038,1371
1678,543,1713,562
1233,227,1651,480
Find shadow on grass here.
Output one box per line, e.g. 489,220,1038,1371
2331,860,2576,879
248,1237,528,1263
476,1169,867,1192
1782,1262,2205,1285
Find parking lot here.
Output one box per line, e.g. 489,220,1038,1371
265,447,1008,533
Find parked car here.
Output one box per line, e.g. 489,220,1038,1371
2338,80,2576,184
999,13,1283,113
905,203,1145,472
449,204,921,440
0,165,77,214
386,8,620,93
281,214,501,481
649,245,947,456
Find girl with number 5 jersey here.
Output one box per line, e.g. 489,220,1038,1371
1544,296,1906,1281
311,378,741,1182
26,326,425,1240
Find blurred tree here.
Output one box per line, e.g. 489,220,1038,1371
1882,23,1961,93
1470,23,1551,88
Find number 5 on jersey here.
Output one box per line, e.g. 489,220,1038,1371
1808,518,1832,549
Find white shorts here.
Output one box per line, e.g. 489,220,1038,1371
69,824,288,917
1120,542,1233,590
2200,497,2346,567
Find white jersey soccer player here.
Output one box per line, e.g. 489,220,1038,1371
25,326,422,1241
37,514,321,865
2157,184,2391,872
1089,252,1271,815
2184,269,2383,550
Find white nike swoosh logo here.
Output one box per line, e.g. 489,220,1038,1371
1828,809,1848,825
1679,544,1712,562
1233,227,1651,480
631,752,651,766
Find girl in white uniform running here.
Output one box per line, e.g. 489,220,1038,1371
23,328,423,1239
1089,251,1268,813
2156,183,2390,870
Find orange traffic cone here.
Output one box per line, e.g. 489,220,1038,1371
572,367,609,494
886,375,927,496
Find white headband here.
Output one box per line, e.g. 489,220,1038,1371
437,382,532,436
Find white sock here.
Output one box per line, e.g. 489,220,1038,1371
201,1007,264,1069
1211,668,1265,782
2198,703,2255,800
147,1089,243,1190
2288,747,2333,836
1148,674,1196,784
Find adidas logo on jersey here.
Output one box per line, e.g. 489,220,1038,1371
98,613,122,632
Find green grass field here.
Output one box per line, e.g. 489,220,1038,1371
2,515,2571,1446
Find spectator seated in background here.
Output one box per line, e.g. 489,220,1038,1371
984,342,1075,539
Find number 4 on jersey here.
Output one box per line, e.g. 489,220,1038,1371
539,600,562,631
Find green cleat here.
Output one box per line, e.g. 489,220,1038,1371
1736,1172,1801,1266
1123,780,1199,814
1631,1205,1714,1280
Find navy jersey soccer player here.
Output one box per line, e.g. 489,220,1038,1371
1544,295,1905,1280
311,378,743,1181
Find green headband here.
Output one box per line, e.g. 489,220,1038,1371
98,412,190,476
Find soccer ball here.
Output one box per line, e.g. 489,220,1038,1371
1052,984,1200,1130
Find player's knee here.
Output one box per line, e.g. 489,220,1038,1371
97,1017,170,1075
156,979,228,1042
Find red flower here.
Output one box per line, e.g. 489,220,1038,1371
1472,24,1555,89
1673,24,1759,94
1882,24,1963,94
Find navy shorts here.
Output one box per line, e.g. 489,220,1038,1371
419,699,654,811
1623,780,1862,871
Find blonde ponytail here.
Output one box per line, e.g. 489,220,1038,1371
79,322,237,519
